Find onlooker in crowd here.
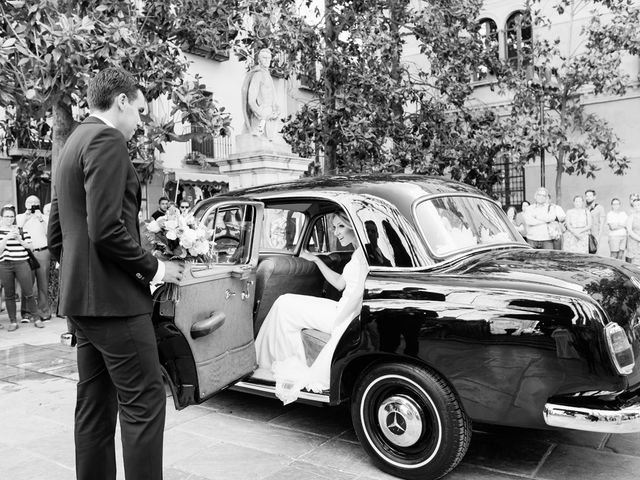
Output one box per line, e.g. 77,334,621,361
585,189,605,254
606,198,627,260
514,200,529,241
523,187,565,250
548,193,566,250
562,195,591,253
0,205,42,331
17,195,51,321
151,196,169,220
179,200,191,216
48,67,184,480
626,196,640,266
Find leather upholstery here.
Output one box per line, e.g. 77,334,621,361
253,255,324,333
253,252,355,365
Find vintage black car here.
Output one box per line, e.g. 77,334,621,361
153,175,640,480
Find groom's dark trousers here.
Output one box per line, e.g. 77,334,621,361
70,314,165,480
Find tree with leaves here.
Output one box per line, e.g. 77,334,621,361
241,0,637,201
265,0,518,184
491,0,640,203
0,0,232,180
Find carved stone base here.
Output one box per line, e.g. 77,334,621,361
235,133,292,155
213,150,310,190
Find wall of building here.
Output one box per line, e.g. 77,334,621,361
0,156,15,208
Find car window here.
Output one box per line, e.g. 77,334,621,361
203,204,256,264
350,194,425,267
415,196,519,257
260,207,306,252
306,213,354,254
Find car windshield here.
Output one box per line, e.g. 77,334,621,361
415,195,520,257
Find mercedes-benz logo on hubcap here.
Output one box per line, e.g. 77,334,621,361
386,411,407,435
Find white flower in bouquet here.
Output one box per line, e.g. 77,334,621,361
165,228,178,240
146,219,161,233
179,227,198,250
192,238,212,257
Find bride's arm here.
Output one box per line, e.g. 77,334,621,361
332,253,368,330
300,250,346,291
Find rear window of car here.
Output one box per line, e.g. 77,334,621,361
259,207,306,252
415,195,519,257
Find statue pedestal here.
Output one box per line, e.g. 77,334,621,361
213,146,310,191
235,133,292,155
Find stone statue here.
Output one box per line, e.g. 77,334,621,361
241,48,281,139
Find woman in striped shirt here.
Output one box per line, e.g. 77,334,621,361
0,205,41,331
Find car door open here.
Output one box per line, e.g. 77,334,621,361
153,200,264,409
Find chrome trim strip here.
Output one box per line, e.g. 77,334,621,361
543,402,640,433
232,381,330,404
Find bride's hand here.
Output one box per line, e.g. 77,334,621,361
300,250,317,263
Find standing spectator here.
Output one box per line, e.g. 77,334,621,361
626,196,640,266
151,196,169,220
585,189,605,254
178,200,191,216
17,195,51,321
606,198,627,260
514,200,529,241
0,205,42,331
523,187,565,250
562,195,591,253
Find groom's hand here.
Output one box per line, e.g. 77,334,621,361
163,261,185,284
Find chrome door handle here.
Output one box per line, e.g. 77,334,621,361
225,289,236,300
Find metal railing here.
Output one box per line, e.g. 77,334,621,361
186,125,233,160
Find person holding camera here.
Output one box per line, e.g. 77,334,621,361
17,195,51,322
0,205,40,331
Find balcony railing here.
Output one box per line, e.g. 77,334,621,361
187,125,232,160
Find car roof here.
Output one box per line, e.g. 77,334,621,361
224,174,483,201
204,174,487,221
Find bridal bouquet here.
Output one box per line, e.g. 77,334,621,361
145,206,214,301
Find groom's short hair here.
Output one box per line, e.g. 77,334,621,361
88,67,140,112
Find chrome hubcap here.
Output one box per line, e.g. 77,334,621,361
377,394,424,447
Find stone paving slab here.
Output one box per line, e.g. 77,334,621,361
170,441,291,480
263,460,358,480
604,432,640,456
175,409,330,459
537,443,640,480
298,437,398,479
1,322,640,480
462,430,552,477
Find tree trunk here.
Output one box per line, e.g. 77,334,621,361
51,102,74,184
388,0,404,118
555,150,564,206
323,0,337,174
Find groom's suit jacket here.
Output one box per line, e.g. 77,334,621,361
48,116,158,317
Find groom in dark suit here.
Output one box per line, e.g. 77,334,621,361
48,68,184,480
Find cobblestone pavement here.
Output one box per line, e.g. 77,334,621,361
1,314,639,480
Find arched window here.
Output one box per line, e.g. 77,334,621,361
475,18,499,81
506,11,532,69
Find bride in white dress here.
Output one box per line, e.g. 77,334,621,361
254,211,368,404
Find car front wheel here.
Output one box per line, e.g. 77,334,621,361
351,363,471,480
